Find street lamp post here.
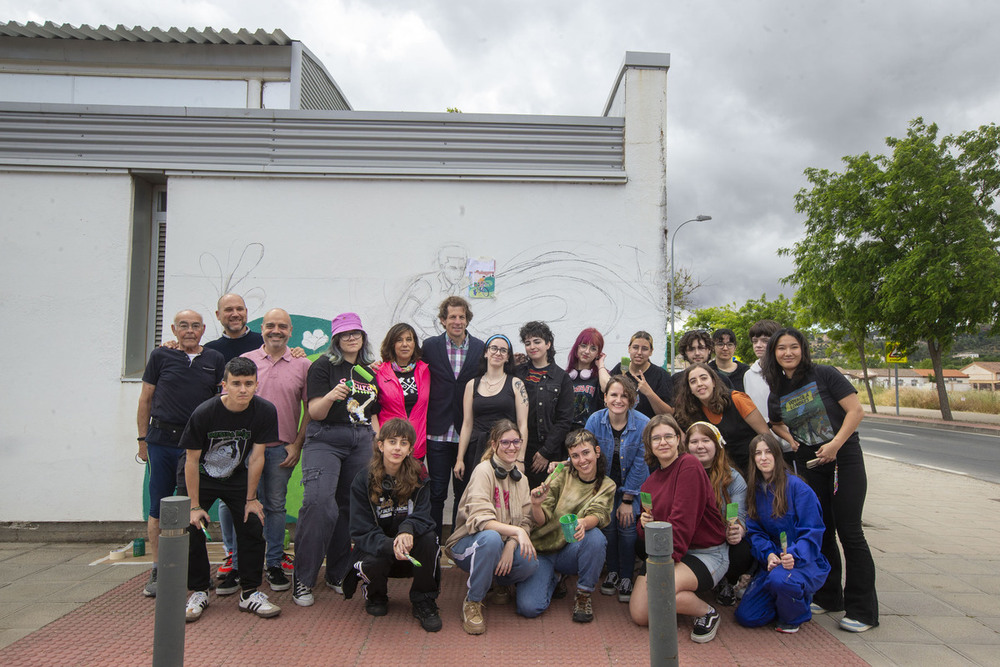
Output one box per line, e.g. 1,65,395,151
668,215,712,373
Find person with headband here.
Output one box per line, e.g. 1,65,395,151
735,434,829,633
565,327,607,429
454,334,528,481
445,419,538,635
683,421,754,607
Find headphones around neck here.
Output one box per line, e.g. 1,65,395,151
491,457,522,482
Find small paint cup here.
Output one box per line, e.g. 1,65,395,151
560,514,578,543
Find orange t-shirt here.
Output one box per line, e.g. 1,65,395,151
702,390,757,425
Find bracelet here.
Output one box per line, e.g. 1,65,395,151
137,436,146,441
191,506,202,511
621,498,634,505
247,497,258,502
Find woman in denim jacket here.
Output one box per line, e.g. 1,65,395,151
584,374,649,603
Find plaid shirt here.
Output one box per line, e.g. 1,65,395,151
434,334,470,443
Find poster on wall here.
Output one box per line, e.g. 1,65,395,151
467,257,496,299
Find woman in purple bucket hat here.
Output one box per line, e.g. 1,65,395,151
291,312,382,607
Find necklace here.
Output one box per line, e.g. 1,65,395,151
481,374,505,389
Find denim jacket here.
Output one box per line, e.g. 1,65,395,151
585,408,650,497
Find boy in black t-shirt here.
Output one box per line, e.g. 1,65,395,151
181,357,281,622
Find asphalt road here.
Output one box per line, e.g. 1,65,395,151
858,420,1000,485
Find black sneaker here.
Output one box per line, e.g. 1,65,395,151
572,591,594,623
216,570,240,596
142,568,157,598
324,574,344,595
412,599,443,632
691,606,720,643
267,566,290,592
715,580,736,607
292,573,314,607
365,598,388,617
600,571,619,596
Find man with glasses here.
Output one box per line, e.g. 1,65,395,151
671,330,733,391
422,296,485,538
136,310,225,598
708,328,750,391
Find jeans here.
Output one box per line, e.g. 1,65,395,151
425,438,473,538
602,492,639,582
295,422,374,588
218,501,236,564
451,530,538,602
796,439,879,626
516,528,607,618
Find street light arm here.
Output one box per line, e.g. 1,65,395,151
668,215,712,373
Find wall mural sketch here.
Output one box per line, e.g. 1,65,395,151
198,242,267,321
390,242,664,340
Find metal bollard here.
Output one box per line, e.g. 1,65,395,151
153,495,190,667
646,521,678,667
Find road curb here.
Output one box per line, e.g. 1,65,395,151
863,413,1000,436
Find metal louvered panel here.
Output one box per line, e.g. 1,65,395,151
300,52,350,111
0,21,292,46
0,105,625,181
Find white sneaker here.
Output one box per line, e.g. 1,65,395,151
185,591,209,622
238,590,281,618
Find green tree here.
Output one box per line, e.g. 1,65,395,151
685,294,797,363
785,118,1000,420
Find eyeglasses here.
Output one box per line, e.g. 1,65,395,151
174,322,203,330
340,332,363,341
488,345,509,356
650,433,679,443
715,342,736,349
498,438,522,449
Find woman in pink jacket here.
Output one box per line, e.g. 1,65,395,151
376,323,431,459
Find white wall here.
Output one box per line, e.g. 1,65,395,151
0,171,144,521
0,73,249,108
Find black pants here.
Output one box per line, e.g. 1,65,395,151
352,531,440,604
796,440,879,626
725,537,755,584
184,474,265,593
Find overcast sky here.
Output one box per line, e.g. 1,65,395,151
4,0,998,309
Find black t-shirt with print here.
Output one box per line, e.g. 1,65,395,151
180,395,279,482
768,364,859,448
307,356,381,426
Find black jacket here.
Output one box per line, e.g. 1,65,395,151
517,362,575,461
349,468,436,558
422,332,485,437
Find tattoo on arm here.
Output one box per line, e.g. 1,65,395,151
516,380,528,404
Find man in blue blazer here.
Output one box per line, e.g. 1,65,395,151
422,296,485,538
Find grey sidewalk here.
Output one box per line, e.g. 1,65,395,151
1,455,999,664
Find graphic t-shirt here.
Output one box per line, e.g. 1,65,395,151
769,365,858,448
569,373,603,429
307,356,380,426
180,395,279,481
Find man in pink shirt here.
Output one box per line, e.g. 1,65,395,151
240,308,312,592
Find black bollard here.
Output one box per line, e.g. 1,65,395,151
153,495,190,667
646,521,678,667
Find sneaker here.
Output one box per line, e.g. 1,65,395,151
715,580,736,607
267,566,290,592
572,591,594,623
216,551,234,579
489,585,510,605
324,574,344,595
185,591,209,622
142,568,157,598
412,599,443,632
617,577,633,603
776,622,800,634
239,590,281,618
600,571,619,596
365,598,389,616
810,602,828,615
691,606,720,643
462,599,485,635
292,574,314,607
552,575,568,600
216,570,240,595
839,617,873,633
281,553,295,574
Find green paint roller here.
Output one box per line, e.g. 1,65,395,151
726,502,739,524
780,531,788,554
640,491,652,513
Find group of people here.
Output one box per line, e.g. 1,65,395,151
136,293,878,641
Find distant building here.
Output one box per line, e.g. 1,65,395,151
960,362,1000,390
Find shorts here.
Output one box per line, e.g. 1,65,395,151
683,544,730,593
146,442,185,519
